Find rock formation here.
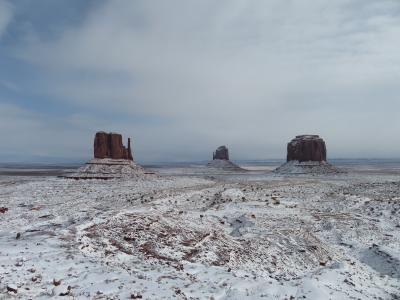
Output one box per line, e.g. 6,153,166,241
287,135,326,162
213,146,229,160
94,132,133,160
275,135,340,174
64,131,153,179
208,146,245,171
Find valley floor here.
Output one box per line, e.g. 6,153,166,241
0,167,399,299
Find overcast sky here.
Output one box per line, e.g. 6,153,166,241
0,0,399,163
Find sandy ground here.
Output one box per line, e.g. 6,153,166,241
0,166,399,299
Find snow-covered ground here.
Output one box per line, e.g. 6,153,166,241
0,166,399,299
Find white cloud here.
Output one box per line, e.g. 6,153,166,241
5,0,400,160
0,0,13,39
0,102,93,160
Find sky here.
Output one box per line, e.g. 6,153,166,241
0,0,399,163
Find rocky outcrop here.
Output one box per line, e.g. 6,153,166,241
67,158,151,179
275,135,341,174
64,131,153,179
274,160,340,174
208,146,245,171
287,135,326,162
94,132,133,160
213,146,229,160
207,159,245,171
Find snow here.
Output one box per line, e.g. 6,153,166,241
274,160,341,174
65,158,153,179
0,166,399,299
206,159,245,171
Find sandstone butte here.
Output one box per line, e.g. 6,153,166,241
213,145,230,160
287,135,327,162
93,131,133,160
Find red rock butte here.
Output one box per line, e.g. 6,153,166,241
287,135,327,162
94,132,133,160
213,146,230,160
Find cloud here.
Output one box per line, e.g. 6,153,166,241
0,102,94,161
3,0,400,161
0,0,13,39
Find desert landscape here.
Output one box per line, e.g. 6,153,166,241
1,1,400,299
0,134,399,299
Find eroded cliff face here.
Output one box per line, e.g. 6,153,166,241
94,132,133,160
287,135,327,162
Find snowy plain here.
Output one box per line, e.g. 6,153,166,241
0,162,399,299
